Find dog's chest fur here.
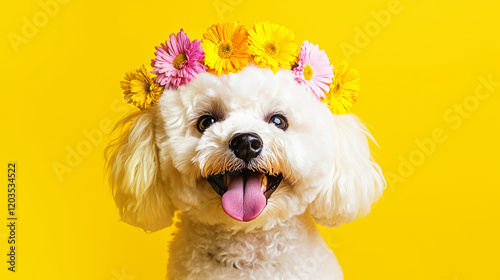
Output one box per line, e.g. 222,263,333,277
167,213,342,280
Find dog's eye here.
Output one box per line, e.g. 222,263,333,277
269,114,288,131
197,115,216,133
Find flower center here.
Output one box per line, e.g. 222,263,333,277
331,82,343,98
173,53,188,70
144,82,151,94
263,41,279,57
303,64,314,81
217,40,234,59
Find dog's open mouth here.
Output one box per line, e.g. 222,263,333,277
207,170,283,222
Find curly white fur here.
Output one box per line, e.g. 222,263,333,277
105,65,385,279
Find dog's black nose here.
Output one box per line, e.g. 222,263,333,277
229,133,263,162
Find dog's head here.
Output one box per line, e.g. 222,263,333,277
106,65,385,232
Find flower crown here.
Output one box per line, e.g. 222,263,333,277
121,21,360,114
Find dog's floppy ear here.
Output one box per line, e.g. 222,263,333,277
308,114,385,227
105,109,175,232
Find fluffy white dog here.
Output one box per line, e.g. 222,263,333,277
106,65,385,279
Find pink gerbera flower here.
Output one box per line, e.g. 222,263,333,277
294,41,334,99
151,29,207,89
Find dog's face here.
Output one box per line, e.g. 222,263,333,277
156,66,337,229
106,66,385,232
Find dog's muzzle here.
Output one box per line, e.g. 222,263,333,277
207,169,283,222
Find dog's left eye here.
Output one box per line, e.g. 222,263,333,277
269,114,288,131
197,115,216,133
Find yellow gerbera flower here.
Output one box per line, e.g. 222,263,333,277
323,60,360,114
248,21,298,73
202,22,251,75
120,65,164,110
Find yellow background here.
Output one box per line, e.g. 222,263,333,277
1,0,499,279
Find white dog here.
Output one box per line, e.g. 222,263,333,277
106,65,385,279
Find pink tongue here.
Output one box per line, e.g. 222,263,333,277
221,173,267,222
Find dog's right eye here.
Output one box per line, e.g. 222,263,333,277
197,115,216,133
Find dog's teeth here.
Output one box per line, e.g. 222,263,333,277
261,175,268,192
